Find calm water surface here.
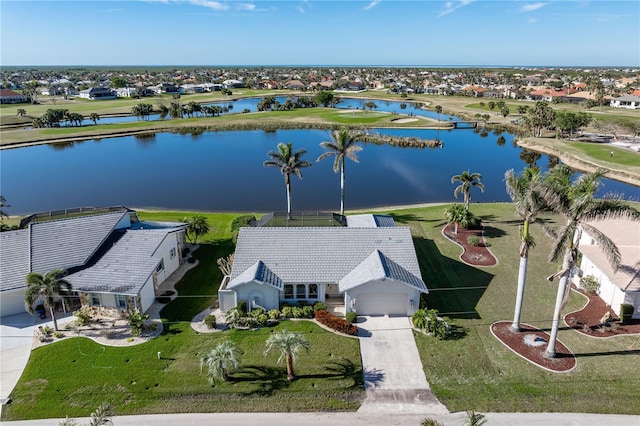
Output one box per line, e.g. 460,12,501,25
2,128,637,215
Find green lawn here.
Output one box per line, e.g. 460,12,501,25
3,204,640,420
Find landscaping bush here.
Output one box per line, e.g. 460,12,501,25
204,314,216,330
249,308,265,318
237,300,247,314
580,275,600,295
412,308,429,330
127,309,149,337
255,314,268,327
302,305,314,318
73,306,92,326
268,309,281,320
281,306,293,318
620,304,634,324
292,306,304,318
345,311,357,324
315,310,358,336
467,235,481,247
313,302,327,312
231,215,256,238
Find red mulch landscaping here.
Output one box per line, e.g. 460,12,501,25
565,287,640,338
491,321,577,373
443,224,497,266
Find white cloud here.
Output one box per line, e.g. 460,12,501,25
363,1,381,11
237,3,256,11
521,2,546,12
297,0,310,14
439,0,475,17
528,17,538,23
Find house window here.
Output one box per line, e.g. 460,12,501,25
296,284,306,299
155,259,165,273
170,247,176,259
309,284,318,299
284,285,294,299
91,293,100,306
117,295,127,309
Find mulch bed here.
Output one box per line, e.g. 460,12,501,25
491,321,577,373
564,288,640,338
443,224,497,266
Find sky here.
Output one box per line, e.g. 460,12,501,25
1,0,639,67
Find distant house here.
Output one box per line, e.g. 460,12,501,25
222,79,245,89
460,86,487,97
115,87,138,98
256,80,279,90
283,80,305,90
0,89,27,104
155,83,182,95
610,94,640,109
79,87,117,100
0,208,186,318
575,217,640,319
218,214,428,316
181,84,205,94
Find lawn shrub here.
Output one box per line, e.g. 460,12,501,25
467,235,481,246
345,311,357,323
313,302,327,312
315,310,358,336
620,304,634,324
292,306,304,318
281,306,293,318
237,300,247,313
412,308,429,329
127,309,149,336
302,305,314,318
73,306,92,325
255,314,268,326
580,275,600,295
204,314,216,329
250,308,265,318
268,309,281,320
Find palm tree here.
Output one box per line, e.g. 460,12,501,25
183,215,210,244
0,195,9,224
504,168,545,332
316,128,363,216
89,113,100,125
24,269,72,331
451,170,485,210
200,341,242,385
444,203,473,235
264,142,312,219
541,165,639,358
264,329,310,381
434,105,443,121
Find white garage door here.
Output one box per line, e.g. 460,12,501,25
356,293,407,316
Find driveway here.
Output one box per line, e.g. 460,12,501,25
356,315,448,415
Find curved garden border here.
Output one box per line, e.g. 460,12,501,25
441,224,498,267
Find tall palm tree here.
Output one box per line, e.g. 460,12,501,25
0,195,9,224
451,170,485,210
264,142,312,219
444,203,474,235
200,341,242,385
316,128,363,216
264,329,310,381
183,215,210,244
541,165,639,358
89,113,100,125
504,168,545,332
24,269,72,331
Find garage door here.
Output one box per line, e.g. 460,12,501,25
356,293,407,316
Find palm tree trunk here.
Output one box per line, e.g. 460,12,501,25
510,251,528,332
544,248,573,358
49,305,59,331
285,354,295,381
340,160,345,216
285,174,292,220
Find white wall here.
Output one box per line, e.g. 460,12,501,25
153,232,181,284
233,282,280,311
580,254,632,317
345,280,421,315
0,288,26,317
139,277,156,313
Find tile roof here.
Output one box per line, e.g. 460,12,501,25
339,249,426,292
0,230,30,291
29,211,128,274
227,260,284,290
229,227,426,289
66,229,176,294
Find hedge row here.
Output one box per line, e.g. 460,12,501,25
315,310,358,336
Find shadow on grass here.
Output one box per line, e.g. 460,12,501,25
388,212,429,224
574,349,640,358
322,358,364,389
229,365,289,396
413,237,494,319
482,225,507,239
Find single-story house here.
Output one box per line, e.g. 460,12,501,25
116,87,138,98
154,83,182,95
79,87,117,100
574,217,640,319
219,214,428,316
610,94,640,109
0,208,186,318
0,89,27,104
222,79,245,89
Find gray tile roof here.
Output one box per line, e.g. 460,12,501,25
66,229,175,294
339,249,427,292
227,260,284,290
346,214,396,228
29,211,128,274
0,230,30,291
230,227,426,290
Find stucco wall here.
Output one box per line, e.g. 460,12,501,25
1,288,26,317
233,282,280,311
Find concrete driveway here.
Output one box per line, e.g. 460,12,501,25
356,315,448,415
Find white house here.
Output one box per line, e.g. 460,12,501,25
575,217,640,319
116,87,137,98
219,214,428,316
610,94,640,109
78,87,117,100
0,209,186,318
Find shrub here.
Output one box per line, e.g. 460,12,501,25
580,275,600,295
296,300,310,308
255,314,268,326
204,314,216,329
127,309,149,336
467,235,481,246
412,308,429,330
53,331,64,339
345,311,357,324
620,304,634,324
249,308,265,318
237,300,247,314
231,215,256,236
73,306,92,326
315,310,358,336
313,302,327,312
302,305,314,318
268,309,281,320
281,306,293,318
420,419,444,426
292,306,304,318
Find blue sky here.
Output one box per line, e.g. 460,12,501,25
1,0,638,66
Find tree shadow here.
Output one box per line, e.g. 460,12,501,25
413,237,494,319
387,212,428,224
574,349,640,358
482,225,507,239
228,365,289,396
322,358,364,389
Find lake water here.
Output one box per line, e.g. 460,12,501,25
2,127,638,216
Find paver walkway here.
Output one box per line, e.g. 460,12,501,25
356,315,448,415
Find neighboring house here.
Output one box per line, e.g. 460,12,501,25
222,79,244,89
0,208,186,318
78,87,117,100
283,80,305,90
116,87,138,98
256,80,279,90
181,84,205,94
575,217,640,319
0,89,27,104
610,94,640,109
219,214,428,316
154,83,182,95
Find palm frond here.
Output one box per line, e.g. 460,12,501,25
580,223,622,269
549,223,575,262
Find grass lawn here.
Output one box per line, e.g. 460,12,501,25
4,204,640,420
